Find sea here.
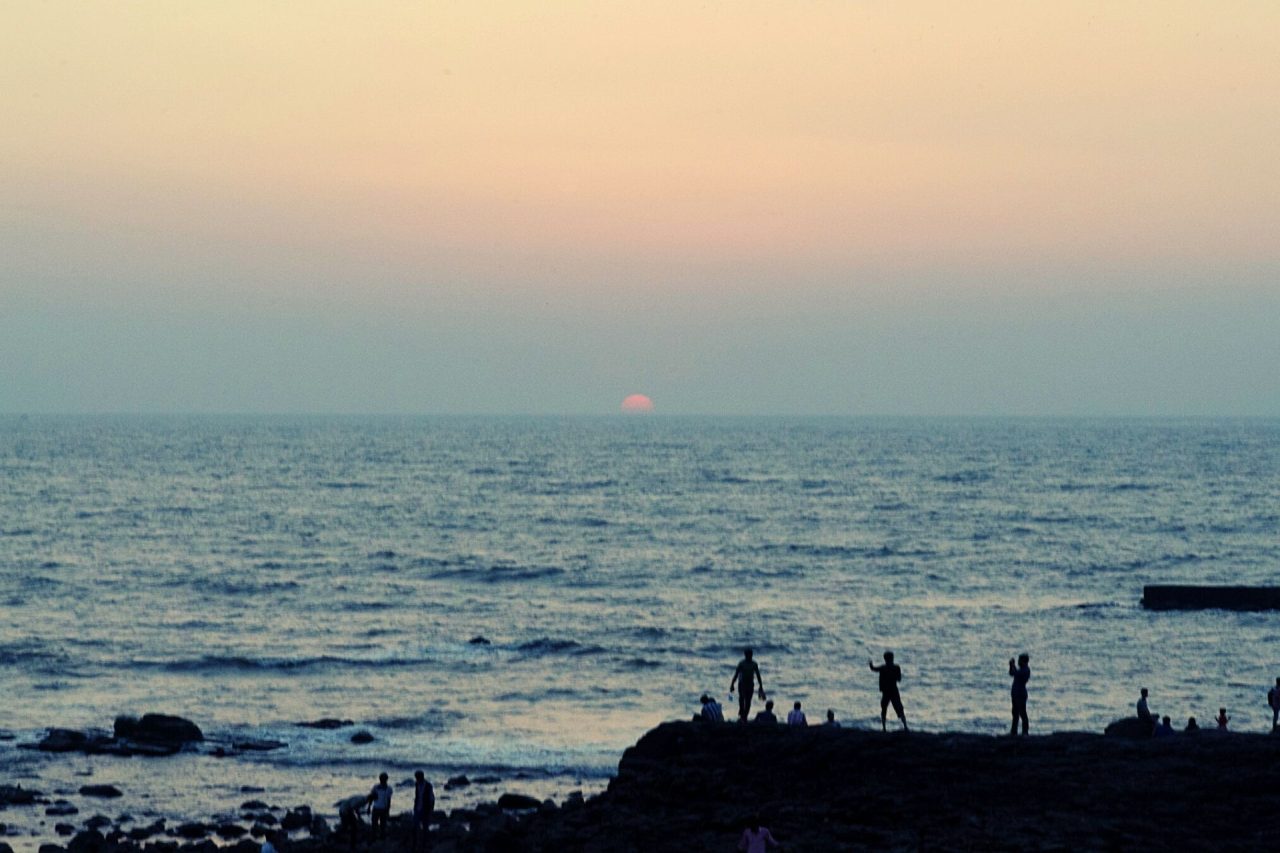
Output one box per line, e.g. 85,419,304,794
2,416,1278,847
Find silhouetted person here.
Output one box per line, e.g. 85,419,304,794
1155,715,1176,738
412,770,435,852
699,693,724,723
1269,678,1280,730
1216,707,1230,731
730,648,766,722
1136,688,1153,733
368,772,392,841
260,832,281,853
824,709,840,728
1008,653,1031,736
336,793,368,852
1185,716,1200,734
787,701,807,727
869,651,908,731
754,699,778,724
738,815,780,852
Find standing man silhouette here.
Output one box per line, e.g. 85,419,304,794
730,648,766,723
1009,653,1031,735
869,651,908,731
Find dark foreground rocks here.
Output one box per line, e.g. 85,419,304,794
14,722,1280,852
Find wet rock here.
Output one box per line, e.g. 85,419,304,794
468,636,491,645
280,807,311,831
242,812,275,826
295,718,353,729
0,842,12,853
238,786,265,794
0,784,41,806
249,823,271,839
215,824,247,839
64,824,102,850
309,815,330,837
349,731,374,744
38,844,67,853
45,803,79,817
83,816,111,831
1104,717,1153,738
496,793,540,811
472,775,501,785
173,823,209,839
445,775,470,789
239,801,269,811
0,731,14,741
179,840,217,853
113,714,203,745
35,730,91,753
77,786,121,799
54,825,75,837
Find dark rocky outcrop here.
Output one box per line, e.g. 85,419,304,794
496,793,541,811
113,714,203,745
295,719,353,730
230,739,286,752
77,786,121,799
45,803,79,817
0,784,42,805
348,731,374,744
1104,716,1154,738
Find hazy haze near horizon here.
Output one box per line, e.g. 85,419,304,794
3,2,1278,415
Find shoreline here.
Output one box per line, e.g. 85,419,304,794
7,720,1280,852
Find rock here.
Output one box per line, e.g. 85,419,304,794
0,731,14,741
215,824,246,839
173,823,208,839
45,803,79,817
38,844,67,853
249,823,271,839
309,815,330,837
497,793,541,811
83,816,111,831
64,824,102,850
445,775,470,789
0,842,13,853
36,729,90,752
239,786,265,793
472,775,501,785
295,718,353,729
230,739,286,752
468,636,491,645
77,785,122,799
113,714,203,745
280,807,311,831
0,784,41,805
239,801,270,811
349,731,374,744
1104,717,1153,738
55,825,75,837
538,799,558,815
179,841,217,853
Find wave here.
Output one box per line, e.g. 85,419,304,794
320,481,374,489
426,565,565,583
128,654,438,673
935,470,993,484
757,543,933,559
514,638,606,657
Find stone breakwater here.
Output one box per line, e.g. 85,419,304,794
7,721,1280,852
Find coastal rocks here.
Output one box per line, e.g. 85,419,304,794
215,824,246,839
0,842,12,853
445,775,470,789
173,823,209,839
348,731,374,744
230,739,286,752
1104,716,1153,738
468,636,491,645
496,794,541,811
280,807,311,831
295,719,352,730
0,784,41,805
65,829,105,853
77,786,122,799
45,803,79,817
113,714,203,746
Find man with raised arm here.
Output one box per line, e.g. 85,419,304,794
869,651,909,731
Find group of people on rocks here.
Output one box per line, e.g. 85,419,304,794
336,770,435,851
704,648,1280,738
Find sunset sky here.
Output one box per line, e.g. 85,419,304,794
3,1,1278,414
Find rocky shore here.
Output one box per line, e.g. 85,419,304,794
7,720,1280,852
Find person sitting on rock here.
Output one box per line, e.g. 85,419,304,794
824,709,841,728
754,699,778,724
1185,717,1200,734
738,815,780,852
1136,688,1153,733
368,772,393,842
1155,715,1176,738
1216,707,1230,731
869,651,909,732
787,701,807,727
699,694,724,723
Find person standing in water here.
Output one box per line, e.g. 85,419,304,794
730,648,766,723
1009,653,1031,736
869,651,908,731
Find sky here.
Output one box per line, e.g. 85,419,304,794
2,1,1278,415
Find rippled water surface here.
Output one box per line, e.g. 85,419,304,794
2,416,1278,843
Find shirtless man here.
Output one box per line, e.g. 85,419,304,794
730,648,766,722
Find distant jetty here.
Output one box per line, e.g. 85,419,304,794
1142,584,1280,611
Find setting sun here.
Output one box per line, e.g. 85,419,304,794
621,394,654,414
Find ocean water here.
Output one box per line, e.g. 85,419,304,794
2,416,1278,844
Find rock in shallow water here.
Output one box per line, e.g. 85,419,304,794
295,718,352,730
113,714,203,745
78,786,122,799
496,793,541,811
348,731,374,744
